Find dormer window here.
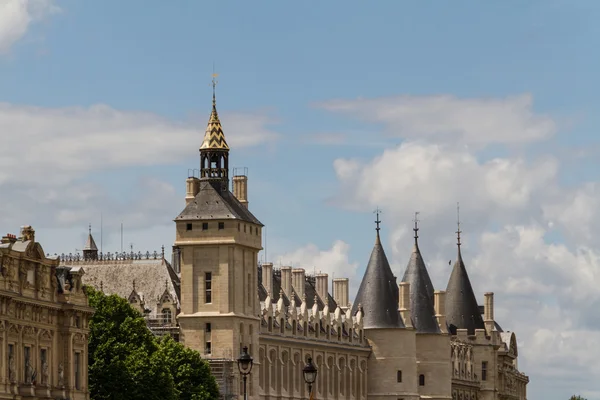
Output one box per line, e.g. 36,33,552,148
202,223,208,231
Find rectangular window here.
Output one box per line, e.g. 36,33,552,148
244,224,246,233
419,374,425,386
24,346,31,383
206,323,212,333
186,223,192,231
205,341,212,354
482,361,488,381
397,370,402,382
218,222,224,230
75,352,81,390
75,315,81,328
238,223,240,231
205,272,212,303
202,222,209,231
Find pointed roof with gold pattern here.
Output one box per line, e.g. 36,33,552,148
200,78,230,151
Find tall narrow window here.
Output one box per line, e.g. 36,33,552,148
419,374,425,386
75,352,81,390
202,222,209,231
482,361,488,381
186,223,192,231
40,348,48,384
205,272,212,304
24,346,31,383
396,370,402,382
218,222,224,230
205,323,212,355
247,273,252,304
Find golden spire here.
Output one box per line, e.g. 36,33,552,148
200,73,230,151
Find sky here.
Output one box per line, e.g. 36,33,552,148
1,0,599,398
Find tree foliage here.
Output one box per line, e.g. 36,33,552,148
570,396,587,400
87,287,218,400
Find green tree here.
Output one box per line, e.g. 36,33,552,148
87,287,176,400
157,336,220,400
569,396,587,400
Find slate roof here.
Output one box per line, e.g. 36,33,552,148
401,240,440,333
83,233,98,251
445,246,485,335
352,233,404,329
69,258,180,314
175,180,262,225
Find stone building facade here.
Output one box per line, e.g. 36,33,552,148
72,87,530,399
0,226,93,400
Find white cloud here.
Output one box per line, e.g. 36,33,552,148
0,0,59,54
0,102,279,186
0,102,279,232
311,92,600,397
316,93,556,146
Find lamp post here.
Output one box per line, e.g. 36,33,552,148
302,357,318,398
237,346,253,400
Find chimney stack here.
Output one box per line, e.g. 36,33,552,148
233,175,249,208
1,233,17,244
262,263,273,296
292,268,305,299
315,273,329,304
399,282,413,328
333,278,349,310
281,266,292,297
434,290,447,333
484,292,495,335
185,177,200,205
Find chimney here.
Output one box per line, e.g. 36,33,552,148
315,273,329,304
1,233,17,244
281,266,292,297
484,292,495,334
185,177,200,205
292,268,305,299
434,290,447,333
399,282,413,328
333,278,349,310
262,263,273,295
233,175,248,208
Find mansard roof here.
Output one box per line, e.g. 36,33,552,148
352,233,404,329
445,247,485,334
175,180,262,225
401,241,440,333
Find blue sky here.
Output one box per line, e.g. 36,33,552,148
2,1,600,398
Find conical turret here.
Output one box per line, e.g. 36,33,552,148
401,214,440,333
352,210,404,329
445,214,484,334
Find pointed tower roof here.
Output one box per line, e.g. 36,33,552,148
83,224,98,251
352,209,405,329
401,213,440,333
445,208,484,334
200,76,229,151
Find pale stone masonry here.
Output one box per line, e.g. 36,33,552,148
0,226,93,400
73,89,530,399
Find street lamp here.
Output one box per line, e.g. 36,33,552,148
237,346,253,400
302,357,318,398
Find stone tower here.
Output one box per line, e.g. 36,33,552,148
174,81,263,398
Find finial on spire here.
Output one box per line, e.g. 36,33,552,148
413,211,420,243
212,65,218,109
374,207,382,234
161,245,165,259
88,223,92,235
456,202,462,247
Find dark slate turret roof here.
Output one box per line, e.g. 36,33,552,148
175,180,262,225
401,241,440,333
352,234,404,329
445,247,484,334
83,233,98,251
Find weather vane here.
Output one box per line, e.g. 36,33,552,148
456,202,462,247
374,207,382,233
413,211,420,242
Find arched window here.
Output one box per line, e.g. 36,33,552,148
419,374,425,386
162,308,172,324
